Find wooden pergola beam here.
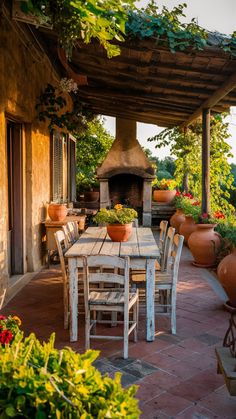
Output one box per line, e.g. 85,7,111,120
181,71,236,128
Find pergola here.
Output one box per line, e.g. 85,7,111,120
38,28,236,212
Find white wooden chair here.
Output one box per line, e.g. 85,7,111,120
155,220,168,271
54,230,70,329
62,221,79,247
83,255,139,359
160,226,175,271
155,233,184,334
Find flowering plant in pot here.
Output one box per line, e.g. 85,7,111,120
170,191,194,233
152,178,177,203
188,211,222,267
94,204,138,242
0,315,21,346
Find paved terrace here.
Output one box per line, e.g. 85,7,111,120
3,246,236,418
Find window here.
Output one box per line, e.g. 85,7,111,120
51,132,76,202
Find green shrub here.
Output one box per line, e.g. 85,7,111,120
0,332,140,418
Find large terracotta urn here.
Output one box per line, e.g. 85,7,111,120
153,189,176,203
188,224,221,267
170,209,185,233
179,215,197,244
217,249,236,307
107,223,132,242
48,203,68,221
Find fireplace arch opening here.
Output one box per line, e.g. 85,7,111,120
109,174,143,208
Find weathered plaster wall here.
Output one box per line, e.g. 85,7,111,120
0,12,65,280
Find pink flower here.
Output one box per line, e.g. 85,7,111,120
0,315,6,320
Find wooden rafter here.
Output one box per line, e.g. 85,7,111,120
181,71,236,127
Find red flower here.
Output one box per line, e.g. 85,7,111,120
192,201,200,206
0,315,6,320
213,211,225,219
0,329,13,344
176,191,181,196
202,213,208,218
183,193,193,199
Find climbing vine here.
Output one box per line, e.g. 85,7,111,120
20,0,135,58
36,83,94,135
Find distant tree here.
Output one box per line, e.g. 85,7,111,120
148,114,234,211
76,118,113,194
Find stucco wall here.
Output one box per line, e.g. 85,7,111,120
0,12,66,282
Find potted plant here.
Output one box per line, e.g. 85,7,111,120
217,223,236,307
170,192,189,233
152,178,177,203
178,197,200,243
94,204,138,242
48,202,68,221
78,179,100,203
188,212,222,267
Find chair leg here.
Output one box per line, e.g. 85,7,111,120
64,280,69,330
123,310,129,359
85,310,91,350
133,300,138,343
170,289,176,334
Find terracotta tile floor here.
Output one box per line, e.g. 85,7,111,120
3,247,236,418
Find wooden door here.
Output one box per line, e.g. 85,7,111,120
7,121,23,275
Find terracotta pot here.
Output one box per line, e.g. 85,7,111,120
107,223,132,242
84,191,99,202
217,248,236,307
48,203,68,221
153,189,176,203
188,224,221,267
170,209,185,233
179,215,197,244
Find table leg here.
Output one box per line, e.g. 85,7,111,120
146,258,155,341
68,258,78,342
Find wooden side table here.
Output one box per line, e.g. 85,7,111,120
43,215,86,267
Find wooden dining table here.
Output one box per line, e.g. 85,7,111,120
65,226,160,343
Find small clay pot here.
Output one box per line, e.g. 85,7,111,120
217,248,236,307
188,224,221,267
153,189,176,203
48,203,68,221
84,191,99,202
107,223,132,242
170,209,185,233
179,215,197,244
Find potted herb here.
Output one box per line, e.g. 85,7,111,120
152,178,177,203
94,204,138,242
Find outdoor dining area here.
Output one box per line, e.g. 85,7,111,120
3,217,236,418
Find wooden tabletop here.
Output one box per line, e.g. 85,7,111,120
65,226,160,259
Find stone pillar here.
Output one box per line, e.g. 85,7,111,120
143,179,152,226
99,178,110,208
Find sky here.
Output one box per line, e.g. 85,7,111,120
102,0,236,163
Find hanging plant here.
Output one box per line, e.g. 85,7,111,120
36,83,94,135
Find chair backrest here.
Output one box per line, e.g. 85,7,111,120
54,230,69,282
166,234,184,281
159,220,168,253
161,226,175,271
62,221,79,247
83,255,130,309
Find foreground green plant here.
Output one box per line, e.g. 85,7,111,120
0,332,140,418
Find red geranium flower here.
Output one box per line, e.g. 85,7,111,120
0,315,6,320
0,329,13,344
213,211,225,219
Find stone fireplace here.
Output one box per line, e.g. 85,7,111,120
97,118,155,226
